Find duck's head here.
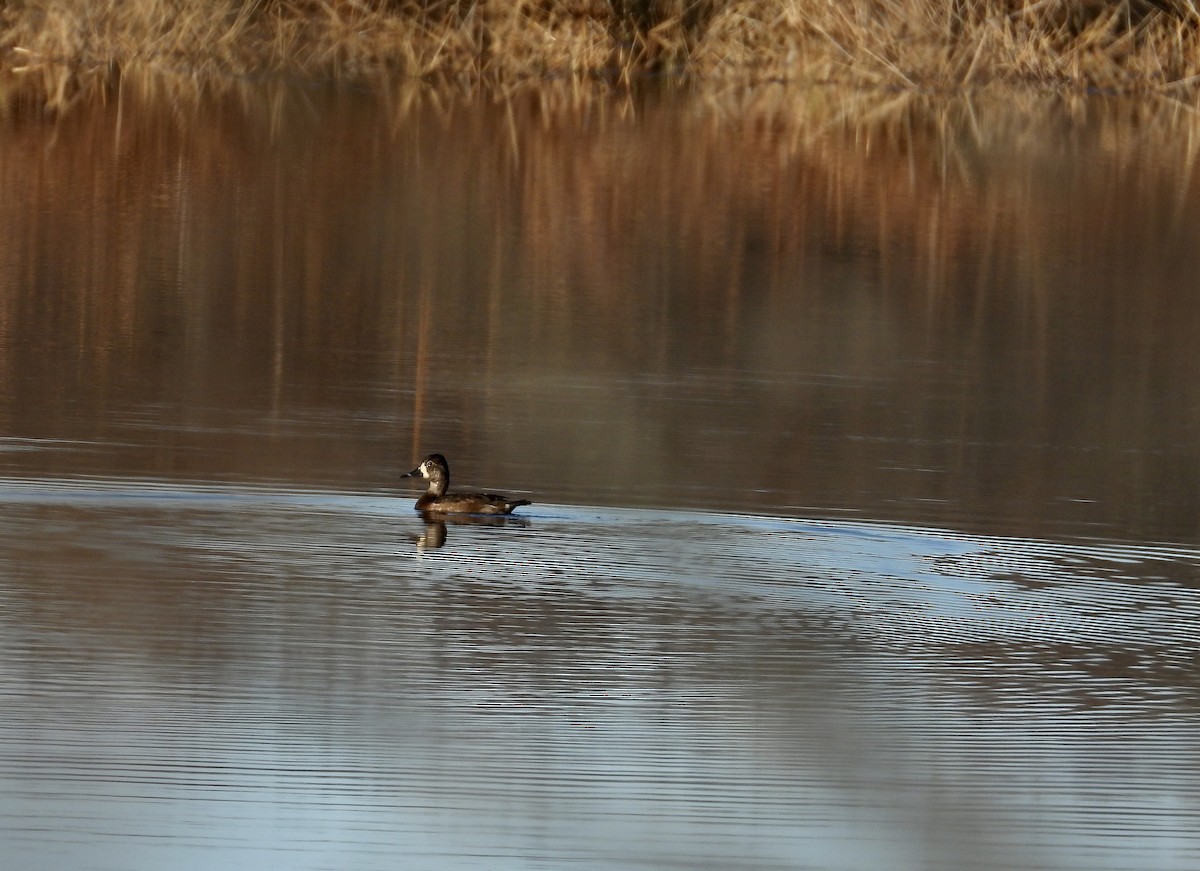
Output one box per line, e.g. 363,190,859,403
402,453,450,483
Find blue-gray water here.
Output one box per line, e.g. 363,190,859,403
1,88,1199,869
2,477,1197,871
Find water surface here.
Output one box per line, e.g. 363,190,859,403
2,88,1199,539
2,477,1198,871
1,87,1199,869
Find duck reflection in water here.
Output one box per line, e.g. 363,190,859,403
401,453,532,515
414,512,530,550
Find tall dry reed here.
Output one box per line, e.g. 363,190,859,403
4,1,1200,111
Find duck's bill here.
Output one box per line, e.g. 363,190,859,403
401,466,421,478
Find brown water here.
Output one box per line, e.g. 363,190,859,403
1,86,1199,870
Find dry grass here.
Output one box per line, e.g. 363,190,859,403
696,0,1200,91
5,1,1200,110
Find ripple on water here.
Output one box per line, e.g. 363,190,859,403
0,477,1198,871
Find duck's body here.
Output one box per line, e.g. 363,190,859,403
401,453,531,515
414,491,530,515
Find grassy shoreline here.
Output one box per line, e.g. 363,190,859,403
5,1,1200,111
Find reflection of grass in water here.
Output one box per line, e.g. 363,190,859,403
6,1,1200,111
3,83,1200,543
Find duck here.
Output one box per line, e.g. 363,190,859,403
401,453,532,515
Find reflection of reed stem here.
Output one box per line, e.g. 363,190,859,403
271,163,285,423
411,275,433,460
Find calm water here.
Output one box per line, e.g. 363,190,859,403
1,86,1199,869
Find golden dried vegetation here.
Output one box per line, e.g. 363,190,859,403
4,1,1200,111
